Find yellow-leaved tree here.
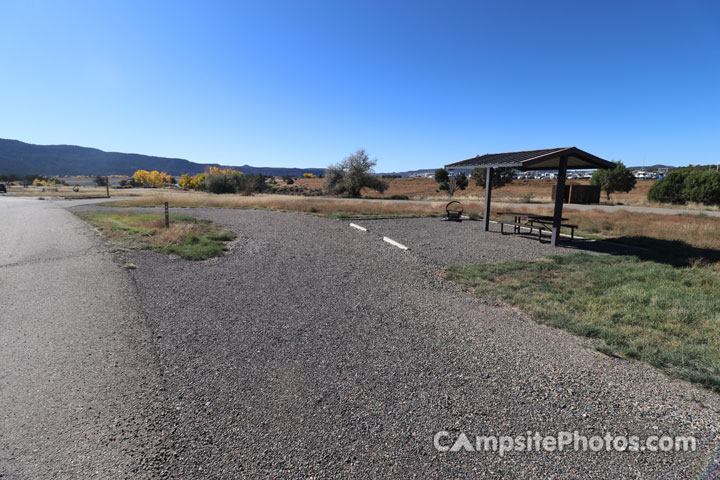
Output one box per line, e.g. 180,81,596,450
178,173,207,190
133,170,172,187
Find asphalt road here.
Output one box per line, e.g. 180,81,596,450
3,198,720,478
0,197,168,478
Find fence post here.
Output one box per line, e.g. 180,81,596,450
106,177,110,198
164,202,169,228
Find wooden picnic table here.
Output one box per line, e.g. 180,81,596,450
496,211,576,241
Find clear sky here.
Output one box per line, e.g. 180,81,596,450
1,0,718,171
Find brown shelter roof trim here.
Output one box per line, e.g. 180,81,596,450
445,147,616,171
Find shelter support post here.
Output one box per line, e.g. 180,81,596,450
551,156,568,246
483,167,492,231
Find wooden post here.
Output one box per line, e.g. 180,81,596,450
164,202,169,228
483,167,492,231
106,177,110,198
551,156,568,246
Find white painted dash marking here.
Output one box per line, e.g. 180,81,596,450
349,223,367,232
383,236,409,250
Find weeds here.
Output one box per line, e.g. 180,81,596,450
78,213,236,260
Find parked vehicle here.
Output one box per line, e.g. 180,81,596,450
0,183,7,193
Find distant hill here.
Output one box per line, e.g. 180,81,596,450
628,164,675,171
378,167,483,178
0,138,325,177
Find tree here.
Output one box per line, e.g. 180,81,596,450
434,168,449,185
133,170,172,188
471,167,514,189
94,176,107,186
434,168,468,197
589,161,636,201
178,174,194,189
323,149,388,197
184,173,207,190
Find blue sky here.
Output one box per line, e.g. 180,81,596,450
1,0,718,171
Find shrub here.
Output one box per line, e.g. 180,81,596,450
207,173,238,194
647,168,720,205
237,174,268,195
683,169,720,205
648,169,686,204
323,149,388,197
204,167,251,194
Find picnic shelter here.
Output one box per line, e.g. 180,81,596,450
445,147,616,246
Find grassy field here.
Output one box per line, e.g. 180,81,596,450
78,213,236,260
446,253,720,390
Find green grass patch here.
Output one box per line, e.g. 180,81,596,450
78,213,236,261
446,253,720,390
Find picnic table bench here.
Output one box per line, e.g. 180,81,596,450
497,211,577,241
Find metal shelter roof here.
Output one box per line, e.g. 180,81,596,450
445,147,616,171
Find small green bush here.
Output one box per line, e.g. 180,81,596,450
648,168,720,205
237,174,269,195
207,174,238,194
648,170,686,204
683,169,720,205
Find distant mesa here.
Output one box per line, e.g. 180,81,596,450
0,138,325,177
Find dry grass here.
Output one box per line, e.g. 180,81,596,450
504,206,720,252
3,185,143,198
293,177,670,206
104,191,463,218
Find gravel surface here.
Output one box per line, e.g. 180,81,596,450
340,217,632,266
64,206,720,478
